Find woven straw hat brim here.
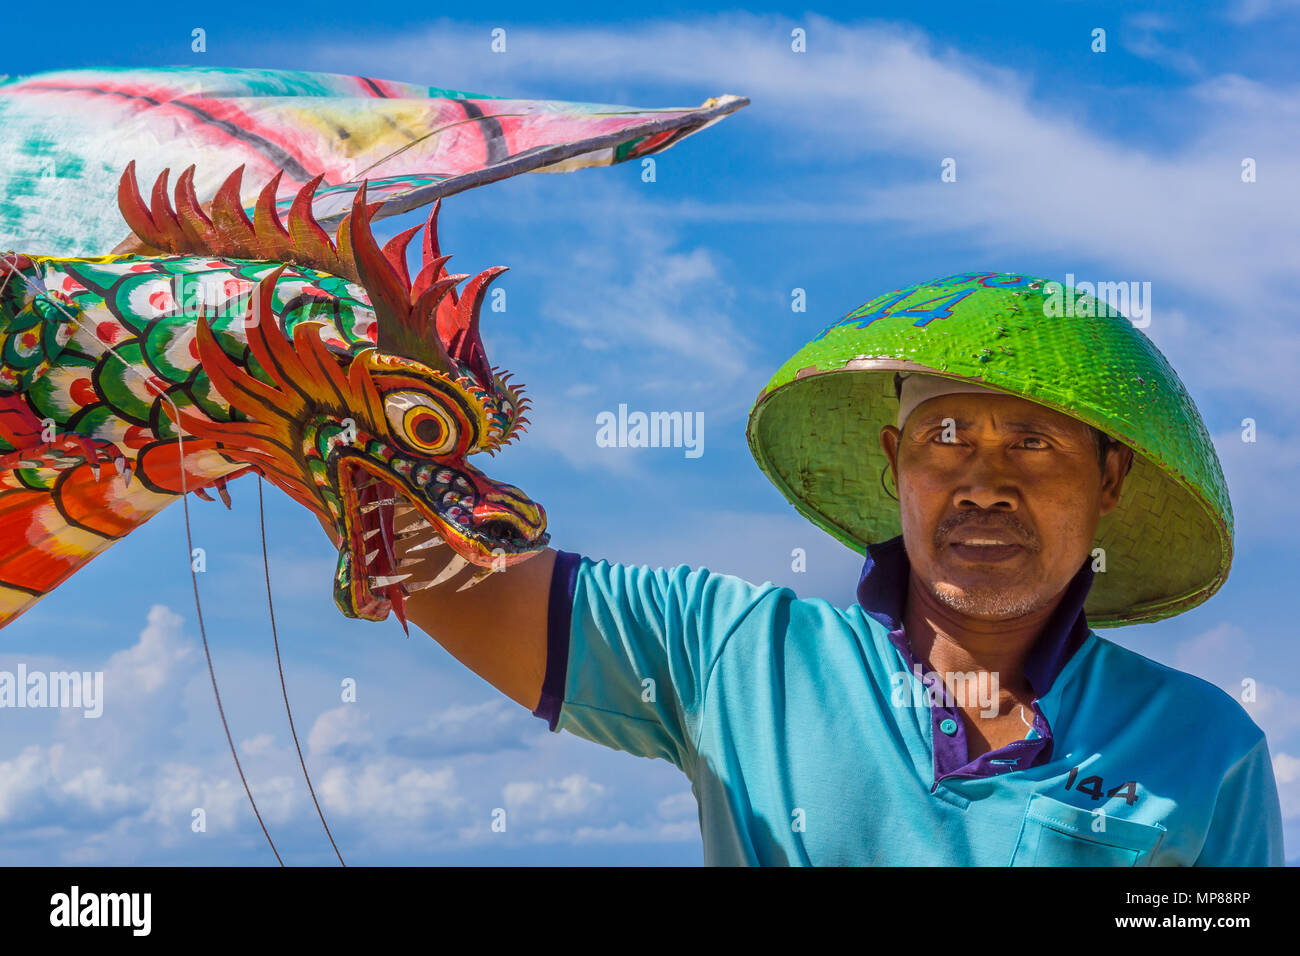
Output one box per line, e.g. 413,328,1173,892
745,274,1232,628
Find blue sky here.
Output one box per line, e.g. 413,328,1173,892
2,2,1298,864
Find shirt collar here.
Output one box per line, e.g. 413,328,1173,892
856,535,1094,697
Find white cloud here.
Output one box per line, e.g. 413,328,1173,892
318,759,462,823
1274,753,1300,820
0,745,57,822
101,604,193,696
241,733,276,755
1121,14,1202,75
0,607,204,831
572,819,700,844
1225,0,1300,24
307,705,372,756
60,766,133,815
1239,682,1300,747
142,762,253,833
546,228,748,380
1212,428,1300,539
0,602,694,860
1174,622,1250,679
657,790,698,821
515,211,754,479
0,608,322,857
1276,753,1300,784
503,773,607,823
524,404,646,479
387,699,534,758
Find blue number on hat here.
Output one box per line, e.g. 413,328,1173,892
891,289,976,326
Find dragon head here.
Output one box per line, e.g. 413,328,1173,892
118,163,548,627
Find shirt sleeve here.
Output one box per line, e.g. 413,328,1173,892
1193,732,1285,866
530,549,785,771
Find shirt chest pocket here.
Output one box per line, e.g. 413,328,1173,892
1010,793,1166,867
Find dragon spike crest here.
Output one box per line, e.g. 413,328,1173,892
117,161,507,380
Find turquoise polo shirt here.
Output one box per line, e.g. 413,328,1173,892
532,536,1284,866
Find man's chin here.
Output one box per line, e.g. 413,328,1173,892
930,581,1045,619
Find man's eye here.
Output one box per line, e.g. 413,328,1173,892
1019,437,1050,449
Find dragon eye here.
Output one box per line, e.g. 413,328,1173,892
413,416,444,446
385,392,458,455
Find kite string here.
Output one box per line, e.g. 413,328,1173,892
258,476,346,866
1,260,284,865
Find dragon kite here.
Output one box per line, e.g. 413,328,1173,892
0,65,745,862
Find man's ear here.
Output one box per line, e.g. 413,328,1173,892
1098,443,1134,516
880,425,901,480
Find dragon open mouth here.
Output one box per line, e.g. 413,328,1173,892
336,456,548,624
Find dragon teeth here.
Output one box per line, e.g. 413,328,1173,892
359,497,401,513
455,567,495,592
429,553,469,587
362,527,382,542
369,573,412,588
406,535,446,551
394,522,433,540
365,549,380,564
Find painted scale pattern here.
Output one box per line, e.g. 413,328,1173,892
0,253,360,622
0,165,547,631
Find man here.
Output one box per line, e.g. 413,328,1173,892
395,272,1284,865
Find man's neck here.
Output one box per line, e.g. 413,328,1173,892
902,571,1064,699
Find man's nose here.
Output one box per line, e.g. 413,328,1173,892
952,450,1019,512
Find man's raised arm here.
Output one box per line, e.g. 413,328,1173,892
392,513,558,712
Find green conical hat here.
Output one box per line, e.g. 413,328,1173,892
746,271,1232,628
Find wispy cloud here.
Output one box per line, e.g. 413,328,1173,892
1225,0,1300,24
387,699,533,758
1121,14,1203,75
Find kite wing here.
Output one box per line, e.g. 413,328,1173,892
0,66,747,255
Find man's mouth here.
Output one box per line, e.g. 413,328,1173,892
946,526,1028,563
949,542,1023,562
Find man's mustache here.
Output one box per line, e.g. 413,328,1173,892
934,510,1039,550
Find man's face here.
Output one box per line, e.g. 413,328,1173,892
879,392,1131,619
